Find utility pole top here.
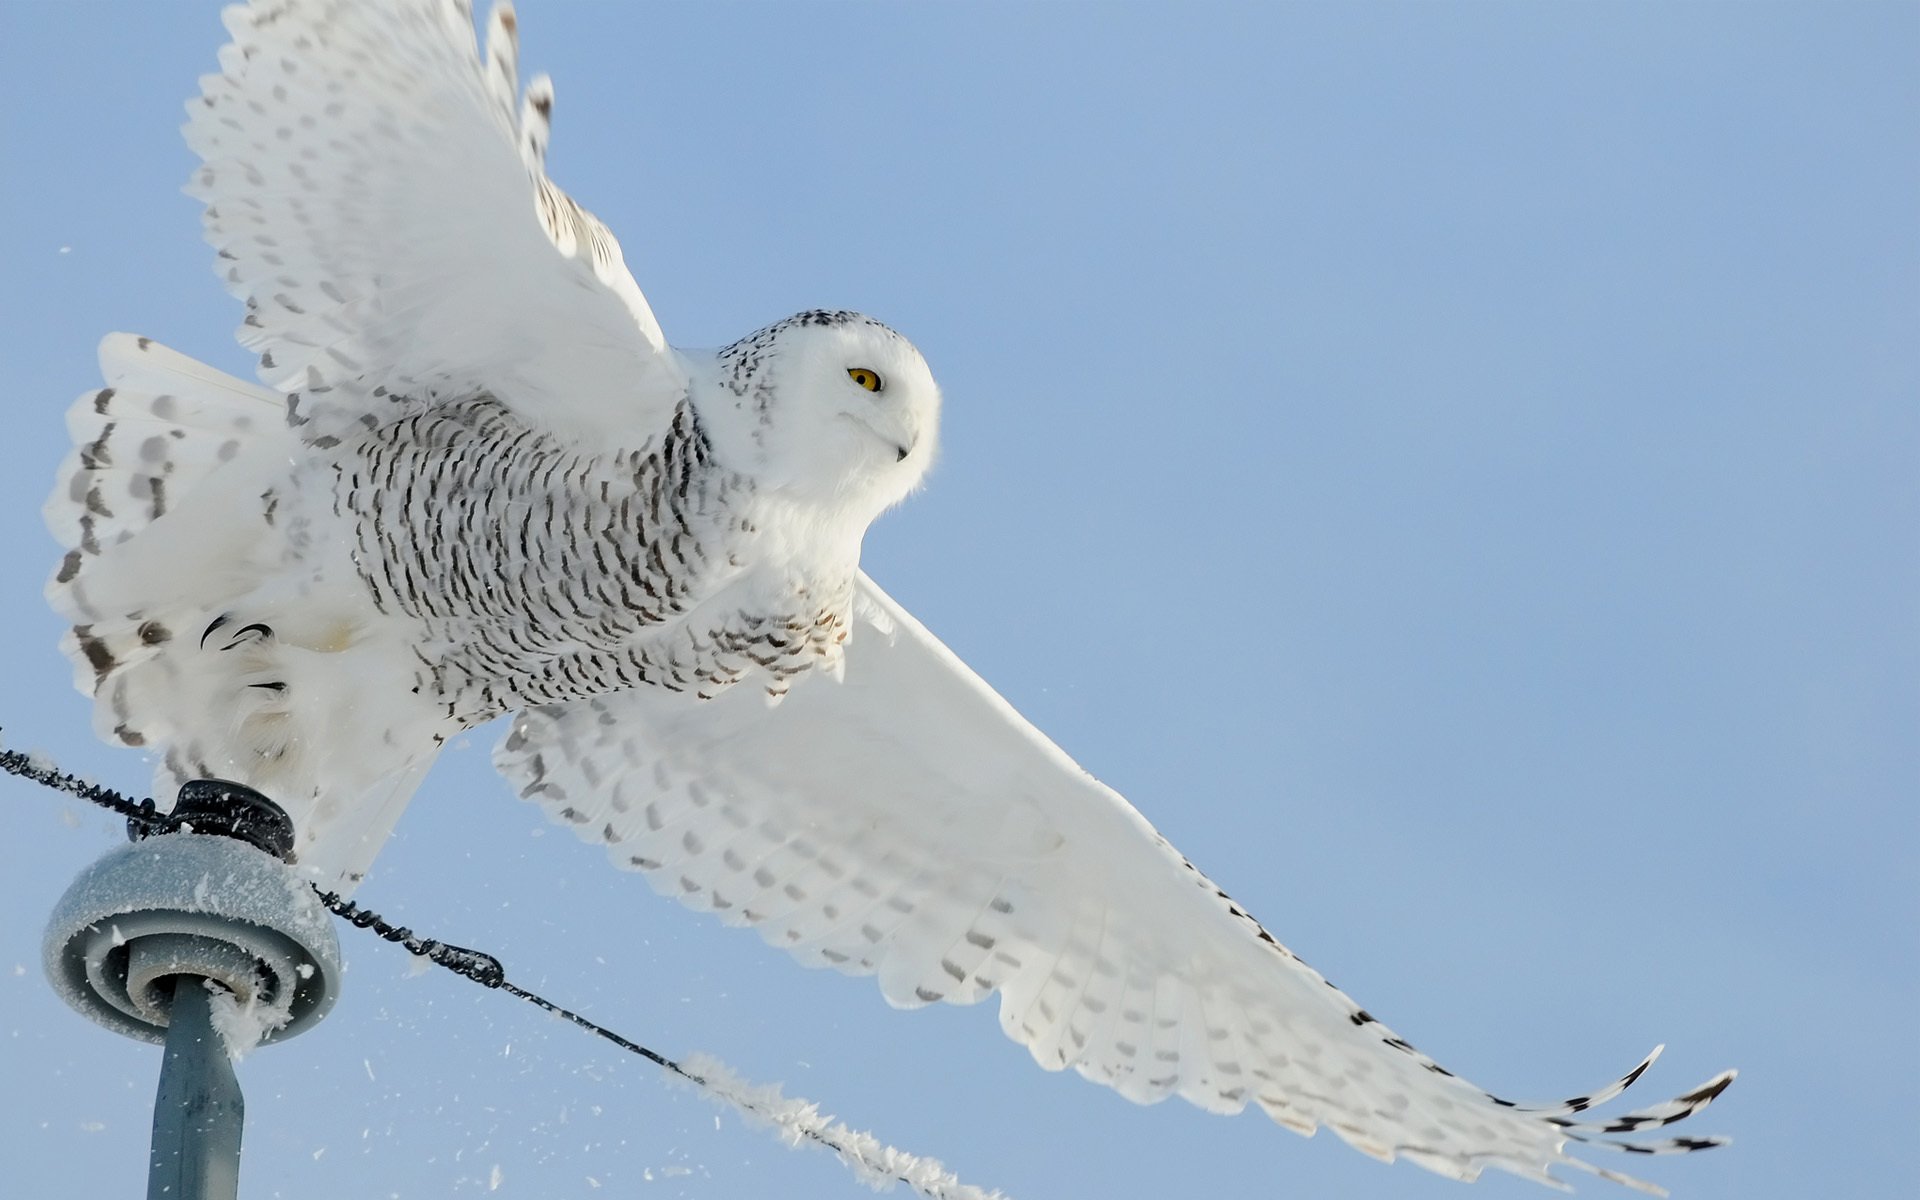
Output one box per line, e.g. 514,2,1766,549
41,781,343,1199
44,781,340,1046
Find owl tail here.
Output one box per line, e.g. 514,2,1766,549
45,334,440,892
47,334,296,727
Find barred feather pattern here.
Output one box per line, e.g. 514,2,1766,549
44,333,874,884
331,395,861,720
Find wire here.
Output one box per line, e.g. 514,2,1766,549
0,741,682,1063
3,737,1004,1199
0,743,167,828
309,887,677,1075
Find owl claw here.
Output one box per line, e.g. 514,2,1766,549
218,621,275,651
203,615,276,652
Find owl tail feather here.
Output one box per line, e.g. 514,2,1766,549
47,334,295,740
45,334,439,894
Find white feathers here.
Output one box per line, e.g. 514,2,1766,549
187,0,677,445
47,334,283,604
47,1,939,894
498,574,1735,1192
46,333,449,890
45,0,1735,1192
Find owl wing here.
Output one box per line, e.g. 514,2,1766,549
186,0,681,444
496,573,1733,1192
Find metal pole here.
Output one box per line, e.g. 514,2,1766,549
148,975,244,1200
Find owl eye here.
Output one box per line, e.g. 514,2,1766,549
847,367,883,393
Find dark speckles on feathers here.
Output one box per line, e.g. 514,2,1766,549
715,310,894,402
330,395,784,723
72,625,117,686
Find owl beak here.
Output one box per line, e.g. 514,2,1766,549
843,412,918,465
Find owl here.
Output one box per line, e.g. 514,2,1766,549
45,1,1733,1191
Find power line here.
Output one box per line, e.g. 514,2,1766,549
4,736,1004,1200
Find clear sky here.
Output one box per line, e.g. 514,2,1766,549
1,3,1914,1199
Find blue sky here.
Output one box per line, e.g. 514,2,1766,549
2,3,1914,1198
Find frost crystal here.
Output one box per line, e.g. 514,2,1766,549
205,978,286,1060
674,1052,1007,1200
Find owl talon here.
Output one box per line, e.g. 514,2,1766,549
219,621,276,651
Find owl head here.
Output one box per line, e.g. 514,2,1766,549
692,310,940,523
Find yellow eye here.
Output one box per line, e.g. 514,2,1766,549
847,367,883,393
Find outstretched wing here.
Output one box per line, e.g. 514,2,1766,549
496,574,1733,1192
187,0,681,444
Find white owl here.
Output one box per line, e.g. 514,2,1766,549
44,1,1734,1192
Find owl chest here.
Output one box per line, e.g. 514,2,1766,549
324,401,844,718
330,402,713,607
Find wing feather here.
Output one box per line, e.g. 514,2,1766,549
497,576,1732,1190
186,0,681,444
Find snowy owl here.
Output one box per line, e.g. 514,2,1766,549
45,1,1734,1192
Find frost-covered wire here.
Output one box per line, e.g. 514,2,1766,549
677,1052,1007,1200
4,734,1009,1200
1,741,169,831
